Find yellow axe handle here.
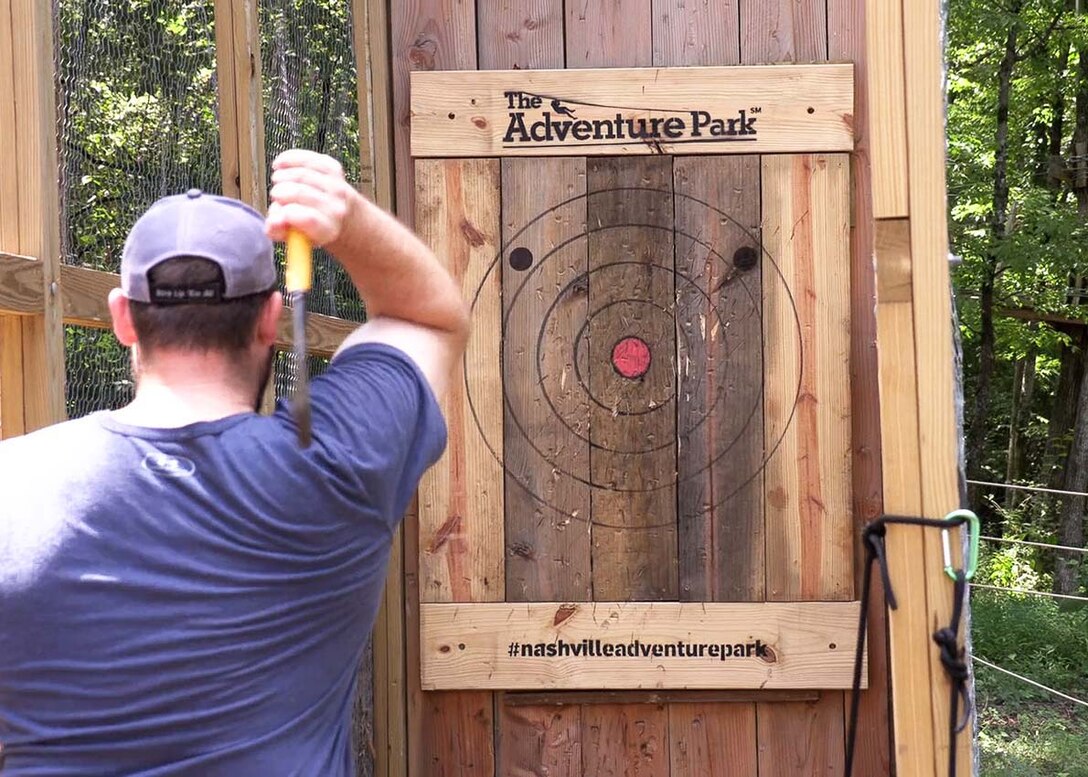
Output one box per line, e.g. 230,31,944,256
285,230,312,293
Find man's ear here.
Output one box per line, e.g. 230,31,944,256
256,291,284,347
108,288,137,347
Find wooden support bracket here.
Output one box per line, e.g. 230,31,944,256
0,253,356,357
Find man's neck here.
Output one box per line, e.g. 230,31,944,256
110,351,259,428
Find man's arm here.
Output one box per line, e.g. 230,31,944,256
265,149,470,399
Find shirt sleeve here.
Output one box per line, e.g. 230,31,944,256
273,342,448,528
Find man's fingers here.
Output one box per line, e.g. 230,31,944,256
266,202,338,246
271,149,344,179
269,180,330,212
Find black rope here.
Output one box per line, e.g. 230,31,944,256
845,514,974,777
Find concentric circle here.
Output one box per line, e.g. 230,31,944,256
464,187,803,527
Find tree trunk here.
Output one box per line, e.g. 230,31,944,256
1055,345,1088,595
1005,334,1038,510
966,9,1020,511
1044,332,1087,489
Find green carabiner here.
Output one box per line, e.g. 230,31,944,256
941,509,979,581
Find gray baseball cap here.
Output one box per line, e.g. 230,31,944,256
121,188,277,304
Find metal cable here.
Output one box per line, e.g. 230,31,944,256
974,656,1088,709
980,535,1088,554
972,583,1088,603
966,479,1088,499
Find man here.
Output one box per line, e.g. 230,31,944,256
0,150,469,774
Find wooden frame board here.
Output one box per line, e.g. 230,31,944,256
410,65,854,157
421,601,863,691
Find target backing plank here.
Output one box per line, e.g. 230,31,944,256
674,156,765,603
502,157,592,602
739,0,827,63
586,156,678,602
761,154,853,604
669,703,758,777
415,158,505,605
409,65,855,158
582,704,669,777
419,600,862,690
755,693,846,774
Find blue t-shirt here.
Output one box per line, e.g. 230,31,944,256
0,343,446,775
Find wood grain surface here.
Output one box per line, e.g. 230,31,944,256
420,600,863,690
586,156,678,602
502,157,592,603
409,65,856,158
761,154,853,604
416,159,505,606
674,157,765,604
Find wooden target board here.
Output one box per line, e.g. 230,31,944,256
413,65,861,691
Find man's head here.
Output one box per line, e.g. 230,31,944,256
108,190,283,408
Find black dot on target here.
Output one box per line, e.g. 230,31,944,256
509,246,534,271
733,246,758,272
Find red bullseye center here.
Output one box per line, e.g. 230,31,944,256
612,336,652,379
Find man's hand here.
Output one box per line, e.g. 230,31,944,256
266,150,360,247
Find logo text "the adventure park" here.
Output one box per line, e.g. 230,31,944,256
502,91,760,148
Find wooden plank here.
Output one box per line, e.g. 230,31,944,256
500,701,582,777
568,9,668,771
582,704,669,777
903,0,973,770
669,704,757,777
415,158,504,604
477,0,565,71
0,0,19,250
761,154,853,603
391,1,476,220
862,0,909,218
674,156,764,603
651,0,740,66
406,490,495,777
417,690,496,776
829,0,893,771
565,0,652,68
0,253,44,314
739,0,827,63
213,0,240,199
585,157,677,602
479,8,579,775
11,0,64,433
420,601,864,690
390,7,484,777
0,0,25,441
755,693,846,775
409,65,856,158
875,217,936,777
502,157,591,602
0,317,24,439
505,689,818,706
0,258,355,356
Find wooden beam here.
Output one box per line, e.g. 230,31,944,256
902,0,974,769
505,689,820,707
0,0,66,438
351,2,402,776
409,65,856,158
214,0,266,208
420,601,863,691
0,256,355,357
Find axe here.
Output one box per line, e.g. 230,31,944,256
285,228,312,447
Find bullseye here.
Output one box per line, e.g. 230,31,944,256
612,336,651,379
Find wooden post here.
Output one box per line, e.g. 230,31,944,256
0,0,66,439
352,2,404,776
868,0,975,773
